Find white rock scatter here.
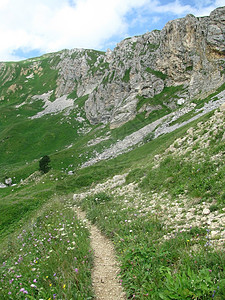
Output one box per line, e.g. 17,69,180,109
30,92,74,119
82,96,225,168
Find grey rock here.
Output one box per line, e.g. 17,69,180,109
0,183,7,188
2,7,224,130
5,177,12,186
66,6,225,127
202,208,210,215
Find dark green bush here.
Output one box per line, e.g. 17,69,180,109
39,155,51,174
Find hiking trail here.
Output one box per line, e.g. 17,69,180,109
74,207,126,300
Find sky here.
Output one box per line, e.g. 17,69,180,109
0,0,224,61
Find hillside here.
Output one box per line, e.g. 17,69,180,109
0,6,225,300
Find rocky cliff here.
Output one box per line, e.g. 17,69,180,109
0,6,225,129
54,6,225,128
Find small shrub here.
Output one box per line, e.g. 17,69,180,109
162,268,216,299
89,192,112,205
39,155,51,174
143,132,155,144
209,204,219,212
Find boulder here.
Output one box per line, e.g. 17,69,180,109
202,208,210,215
5,177,12,186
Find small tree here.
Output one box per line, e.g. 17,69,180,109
39,155,51,174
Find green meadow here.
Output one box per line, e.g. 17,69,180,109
0,52,224,298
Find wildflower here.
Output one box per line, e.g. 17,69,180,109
8,292,12,295
33,279,37,283
53,273,56,277
209,269,212,272
49,283,52,287
63,284,66,289
53,294,57,299
20,288,28,294
75,268,78,273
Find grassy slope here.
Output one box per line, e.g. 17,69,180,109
0,52,224,298
0,107,224,299
79,109,225,299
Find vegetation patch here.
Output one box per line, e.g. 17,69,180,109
146,67,167,80
0,200,93,299
136,85,184,111
122,68,131,83
169,110,199,126
68,89,78,99
79,191,225,299
140,155,225,204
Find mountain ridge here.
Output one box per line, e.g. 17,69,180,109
1,6,225,128
0,7,225,299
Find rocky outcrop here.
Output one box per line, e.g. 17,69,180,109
157,7,225,98
0,7,224,129
81,91,225,168
52,6,225,128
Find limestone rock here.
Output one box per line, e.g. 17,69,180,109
5,177,12,186
202,208,210,215
2,7,224,129
82,6,225,127
211,230,219,239
220,103,225,112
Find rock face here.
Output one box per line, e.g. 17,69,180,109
157,8,225,98
0,7,225,129
51,6,225,128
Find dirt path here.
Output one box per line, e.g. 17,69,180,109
74,207,126,300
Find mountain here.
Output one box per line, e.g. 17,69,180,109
0,7,225,170
0,6,224,300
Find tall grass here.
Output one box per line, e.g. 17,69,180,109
0,199,94,299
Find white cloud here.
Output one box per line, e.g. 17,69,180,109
0,0,151,61
145,0,225,16
0,0,224,61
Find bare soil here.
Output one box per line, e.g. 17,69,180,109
74,207,126,300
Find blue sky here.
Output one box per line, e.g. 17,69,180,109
0,0,224,61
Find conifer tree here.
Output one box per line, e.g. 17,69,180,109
39,155,51,174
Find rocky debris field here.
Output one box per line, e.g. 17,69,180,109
82,97,225,168
73,172,225,251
